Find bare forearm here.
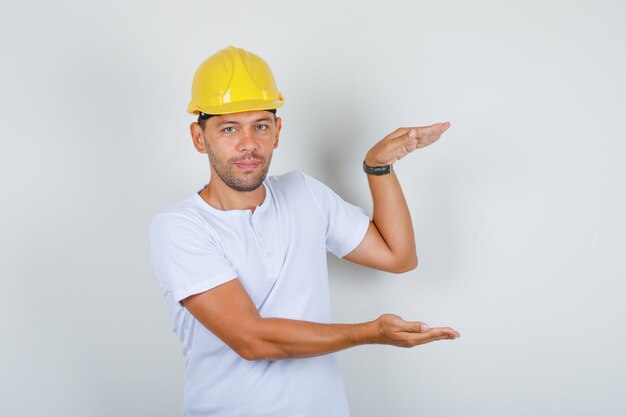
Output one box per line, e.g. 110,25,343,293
184,279,460,363
240,317,377,361
356,123,451,271
237,314,459,361
366,171,417,270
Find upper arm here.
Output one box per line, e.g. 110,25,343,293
301,173,370,258
150,213,265,359
150,213,237,301
181,278,263,360
343,222,418,273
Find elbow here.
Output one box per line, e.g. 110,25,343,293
228,319,290,361
234,344,264,361
391,253,418,274
237,346,262,361
408,253,419,271
233,339,283,361
232,339,267,361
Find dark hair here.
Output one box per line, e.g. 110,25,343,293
197,109,277,130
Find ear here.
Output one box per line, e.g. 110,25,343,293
190,122,207,154
273,117,282,149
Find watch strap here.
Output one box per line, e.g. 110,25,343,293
363,161,393,176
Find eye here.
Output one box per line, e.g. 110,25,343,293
255,124,268,131
223,126,236,133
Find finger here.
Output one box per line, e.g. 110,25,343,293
374,131,419,164
414,126,448,149
425,327,461,340
389,129,419,150
388,122,450,138
417,122,450,139
406,122,450,149
389,122,450,138
406,327,460,345
429,121,451,133
396,320,430,334
443,327,461,338
384,127,413,140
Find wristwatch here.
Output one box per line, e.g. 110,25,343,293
363,160,393,176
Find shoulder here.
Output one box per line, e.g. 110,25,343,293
265,170,329,195
266,170,307,188
265,171,344,221
265,171,338,208
150,195,209,241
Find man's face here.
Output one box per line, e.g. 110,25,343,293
192,110,282,192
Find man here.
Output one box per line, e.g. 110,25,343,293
150,46,460,417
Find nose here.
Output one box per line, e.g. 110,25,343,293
237,128,257,153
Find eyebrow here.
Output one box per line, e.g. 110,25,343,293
215,117,274,128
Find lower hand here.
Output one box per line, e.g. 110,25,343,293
374,313,460,347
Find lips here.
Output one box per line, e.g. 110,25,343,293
233,160,261,170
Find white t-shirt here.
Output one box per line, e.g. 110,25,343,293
150,171,370,417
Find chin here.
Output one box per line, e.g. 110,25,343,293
228,176,266,192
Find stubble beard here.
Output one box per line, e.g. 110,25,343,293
207,147,272,192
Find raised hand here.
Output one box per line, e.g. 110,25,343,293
365,122,450,167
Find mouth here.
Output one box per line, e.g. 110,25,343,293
233,159,261,170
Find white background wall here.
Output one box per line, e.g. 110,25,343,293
2,1,625,416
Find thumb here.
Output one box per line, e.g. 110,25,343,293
405,321,430,333
402,129,418,145
402,129,419,152
390,129,418,154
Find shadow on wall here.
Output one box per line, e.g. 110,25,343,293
307,96,369,207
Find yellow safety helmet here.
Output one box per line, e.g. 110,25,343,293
187,46,284,115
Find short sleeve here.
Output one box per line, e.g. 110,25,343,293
302,173,370,258
150,212,237,303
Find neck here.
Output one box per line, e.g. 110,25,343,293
199,177,266,212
